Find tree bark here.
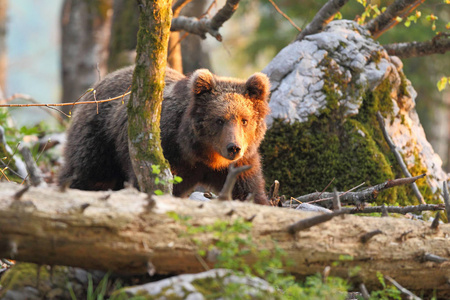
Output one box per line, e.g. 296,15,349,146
180,0,212,73
60,0,113,113
0,0,7,96
127,0,173,195
0,183,449,296
107,0,139,71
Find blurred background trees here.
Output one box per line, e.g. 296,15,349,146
1,0,449,169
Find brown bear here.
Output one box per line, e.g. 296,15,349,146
58,66,270,205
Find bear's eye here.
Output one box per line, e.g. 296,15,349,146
242,119,248,126
216,119,224,126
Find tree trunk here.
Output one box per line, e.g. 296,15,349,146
0,182,449,297
60,0,112,113
180,0,212,73
107,0,139,72
0,0,7,96
127,0,172,195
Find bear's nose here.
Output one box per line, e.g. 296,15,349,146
227,143,241,158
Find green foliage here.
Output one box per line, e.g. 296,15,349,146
152,164,182,196
368,272,402,300
175,215,350,299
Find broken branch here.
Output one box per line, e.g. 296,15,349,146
377,112,426,204
295,0,350,41
383,33,450,58
170,0,240,41
365,0,425,39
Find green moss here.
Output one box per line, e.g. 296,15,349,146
261,56,435,205
0,263,75,299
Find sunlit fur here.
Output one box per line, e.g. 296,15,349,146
59,67,271,205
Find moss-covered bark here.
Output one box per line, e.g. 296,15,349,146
127,0,172,195
261,56,431,205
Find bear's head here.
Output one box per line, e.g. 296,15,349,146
186,69,270,170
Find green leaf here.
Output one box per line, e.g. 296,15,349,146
151,164,161,175
437,77,448,91
154,189,164,195
173,175,183,183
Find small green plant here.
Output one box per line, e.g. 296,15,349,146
172,215,350,299
368,272,402,300
151,164,182,195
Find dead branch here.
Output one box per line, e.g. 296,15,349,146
18,146,45,187
423,253,448,264
383,33,450,58
287,209,347,233
376,112,425,204
384,275,421,300
268,0,301,32
365,0,425,39
444,181,450,222
0,93,67,125
290,174,426,207
344,203,444,215
217,164,252,201
295,0,350,41
0,182,449,296
170,0,240,41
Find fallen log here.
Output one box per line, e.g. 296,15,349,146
0,182,449,296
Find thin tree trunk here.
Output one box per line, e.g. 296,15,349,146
127,0,173,194
0,0,7,96
60,0,112,113
0,182,449,297
107,0,139,72
180,0,212,73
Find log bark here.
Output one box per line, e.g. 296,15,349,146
0,182,449,296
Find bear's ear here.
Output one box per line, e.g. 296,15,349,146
191,69,215,96
245,73,270,101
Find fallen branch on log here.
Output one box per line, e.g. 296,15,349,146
0,182,449,297
290,174,426,207
376,111,425,204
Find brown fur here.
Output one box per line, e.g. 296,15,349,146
58,66,271,205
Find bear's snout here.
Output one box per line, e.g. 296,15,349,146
226,143,241,160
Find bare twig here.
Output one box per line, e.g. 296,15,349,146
377,112,426,205
0,90,131,117
170,0,240,41
172,0,192,16
443,181,450,223
304,181,364,205
384,275,421,300
0,93,67,125
383,33,450,58
287,210,347,234
345,203,444,215
292,175,425,207
296,0,350,41
365,0,426,39
268,0,301,32
218,164,252,201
